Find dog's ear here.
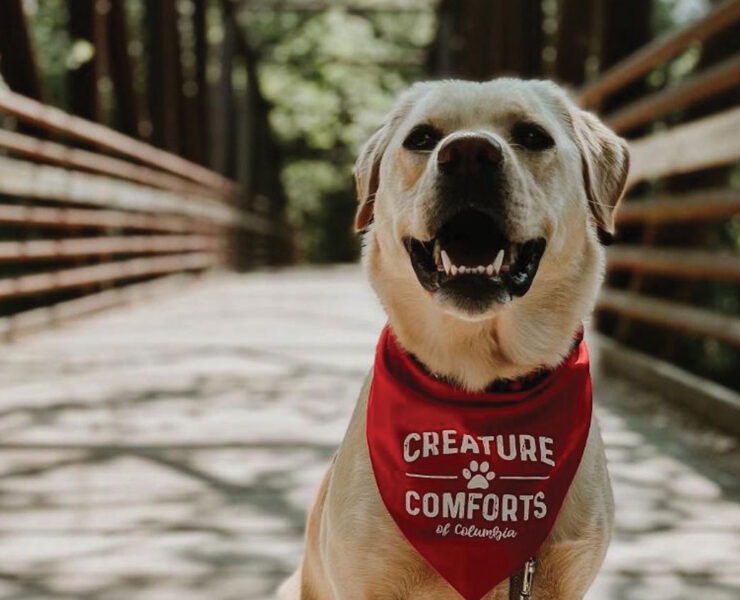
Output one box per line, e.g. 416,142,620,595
572,109,630,245
353,125,390,233
353,82,430,233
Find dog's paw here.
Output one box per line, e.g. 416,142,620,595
462,460,495,490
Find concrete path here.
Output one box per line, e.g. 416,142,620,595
0,267,738,600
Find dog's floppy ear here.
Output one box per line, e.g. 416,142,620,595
353,82,429,233
353,125,390,233
572,109,630,245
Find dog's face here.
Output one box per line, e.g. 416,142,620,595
355,79,629,325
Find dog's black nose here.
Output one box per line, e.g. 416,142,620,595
437,134,503,177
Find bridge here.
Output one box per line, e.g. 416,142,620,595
0,2,739,599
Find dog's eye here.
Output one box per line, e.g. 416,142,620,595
511,122,554,151
403,125,442,152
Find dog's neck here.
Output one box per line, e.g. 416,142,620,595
385,311,583,392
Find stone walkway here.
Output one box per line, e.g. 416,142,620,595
0,266,738,600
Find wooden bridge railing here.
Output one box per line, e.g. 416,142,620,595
0,1,289,338
0,87,279,337
578,0,740,383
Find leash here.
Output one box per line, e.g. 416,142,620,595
509,557,537,600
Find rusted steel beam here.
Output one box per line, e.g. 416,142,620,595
0,204,211,233
616,190,740,224
606,54,740,133
0,235,218,261
627,105,740,186
607,245,740,282
0,253,216,300
597,287,740,348
0,88,236,195
0,129,223,199
579,0,740,108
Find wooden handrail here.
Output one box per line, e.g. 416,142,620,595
607,245,740,282
605,53,740,134
0,205,213,233
0,88,237,195
598,287,740,347
0,129,225,201
0,156,278,233
616,190,740,224
627,105,740,186
0,253,216,300
0,0,287,331
578,0,740,108
0,155,238,223
0,235,218,261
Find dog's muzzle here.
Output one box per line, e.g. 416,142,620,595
403,134,546,312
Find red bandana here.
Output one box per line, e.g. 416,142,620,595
366,326,592,600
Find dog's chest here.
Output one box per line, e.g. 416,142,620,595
340,488,517,600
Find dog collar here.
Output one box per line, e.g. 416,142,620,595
366,325,592,600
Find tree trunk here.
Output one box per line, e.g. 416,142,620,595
145,0,184,153
598,0,652,112
428,0,543,80
193,0,210,166
106,0,140,136
502,0,543,77
0,0,44,101
556,0,597,86
213,8,236,176
67,0,104,122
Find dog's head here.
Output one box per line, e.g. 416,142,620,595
355,80,628,333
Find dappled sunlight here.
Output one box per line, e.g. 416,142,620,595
0,268,738,599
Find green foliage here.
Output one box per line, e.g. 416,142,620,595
23,0,71,107
243,6,435,262
653,0,711,32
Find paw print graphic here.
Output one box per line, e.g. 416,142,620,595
462,460,495,490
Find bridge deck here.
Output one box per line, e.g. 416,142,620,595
0,267,738,600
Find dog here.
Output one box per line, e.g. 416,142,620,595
281,78,629,600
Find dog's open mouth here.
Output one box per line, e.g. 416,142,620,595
403,209,546,305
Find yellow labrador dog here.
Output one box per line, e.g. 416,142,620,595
282,79,629,600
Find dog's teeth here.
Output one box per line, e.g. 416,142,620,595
459,266,467,274
441,250,452,274
477,266,485,274
486,264,494,276
451,265,458,276
493,249,505,272
433,240,442,267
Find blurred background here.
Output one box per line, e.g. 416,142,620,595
0,1,739,599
